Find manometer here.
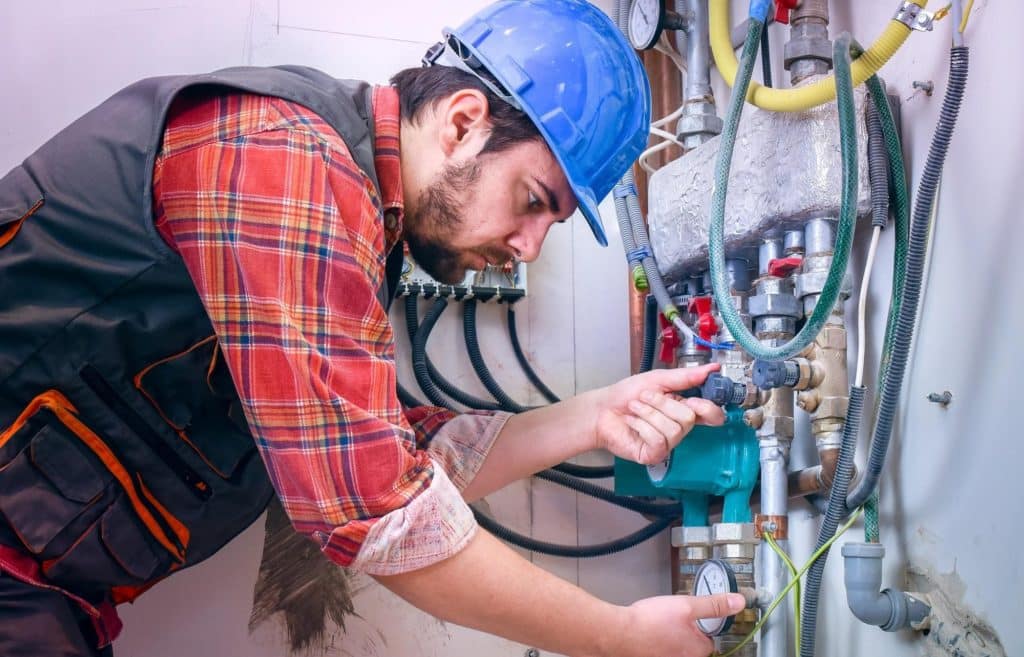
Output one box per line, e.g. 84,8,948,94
692,559,739,636
627,0,665,51
627,0,687,51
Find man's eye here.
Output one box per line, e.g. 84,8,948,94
528,190,542,210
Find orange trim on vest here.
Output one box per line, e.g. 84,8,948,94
137,474,190,550
133,334,218,432
1,390,186,562
0,198,43,248
133,335,236,478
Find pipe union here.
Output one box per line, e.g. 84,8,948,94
794,270,853,300
784,35,833,69
678,112,724,139
749,293,802,319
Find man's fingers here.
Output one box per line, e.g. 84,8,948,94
684,397,726,426
628,394,695,440
622,415,670,463
642,363,721,392
688,593,747,620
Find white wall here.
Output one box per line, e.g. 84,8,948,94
2,1,1019,656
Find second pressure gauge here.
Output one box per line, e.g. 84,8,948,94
692,559,739,636
627,0,665,50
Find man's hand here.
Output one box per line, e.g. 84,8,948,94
593,364,725,465
602,592,747,657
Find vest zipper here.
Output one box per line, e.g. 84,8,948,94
79,365,211,501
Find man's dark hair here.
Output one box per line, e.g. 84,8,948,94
390,65,542,156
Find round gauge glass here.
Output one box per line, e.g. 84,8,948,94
627,0,664,50
693,559,739,636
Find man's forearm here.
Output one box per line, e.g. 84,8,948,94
461,387,606,501
374,528,623,657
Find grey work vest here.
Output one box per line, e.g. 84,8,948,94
0,67,385,603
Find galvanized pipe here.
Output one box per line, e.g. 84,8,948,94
677,0,722,151
750,241,796,657
681,0,711,103
758,442,790,657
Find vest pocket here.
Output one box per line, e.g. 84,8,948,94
0,391,187,592
0,166,44,249
42,494,165,593
134,335,256,480
0,423,110,554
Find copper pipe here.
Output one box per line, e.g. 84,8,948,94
628,35,682,374
786,449,859,498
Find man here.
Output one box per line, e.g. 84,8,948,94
0,1,743,655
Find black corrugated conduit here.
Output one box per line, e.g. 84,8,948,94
844,46,969,512
534,468,678,516
866,90,891,230
463,298,533,413
405,295,502,411
639,294,659,374
800,385,866,657
506,303,562,404
473,507,674,558
550,462,615,479
396,381,425,408
410,297,459,410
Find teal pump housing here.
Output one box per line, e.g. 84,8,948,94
613,408,758,526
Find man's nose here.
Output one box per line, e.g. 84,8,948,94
507,218,551,263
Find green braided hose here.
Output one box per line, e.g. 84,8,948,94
864,492,880,543
861,64,910,542
708,18,859,361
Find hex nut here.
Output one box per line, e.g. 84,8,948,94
748,293,802,319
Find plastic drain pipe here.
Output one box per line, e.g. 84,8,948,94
842,542,930,630
709,0,929,112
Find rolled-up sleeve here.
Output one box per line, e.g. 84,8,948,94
153,94,503,574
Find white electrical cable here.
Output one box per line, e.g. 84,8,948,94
638,33,687,174
654,31,687,73
651,104,685,129
638,140,676,173
640,126,684,173
649,126,678,142
855,226,882,387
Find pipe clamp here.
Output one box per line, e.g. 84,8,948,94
893,2,935,32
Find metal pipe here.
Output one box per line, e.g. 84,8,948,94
681,0,711,103
750,239,796,657
757,442,789,657
784,0,832,84
677,0,722,151
757,237,784,276
804,217,834,256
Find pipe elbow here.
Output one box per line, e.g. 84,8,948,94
842,542,931,631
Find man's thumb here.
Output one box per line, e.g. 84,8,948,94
690,593,746,619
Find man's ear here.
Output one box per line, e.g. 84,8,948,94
437,89,491,158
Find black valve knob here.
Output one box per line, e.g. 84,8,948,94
700,373,748,406
752,359,800,390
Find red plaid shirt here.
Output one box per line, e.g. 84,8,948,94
153,85,509,574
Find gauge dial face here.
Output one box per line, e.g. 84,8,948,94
693,559,738,636
627,0,663,50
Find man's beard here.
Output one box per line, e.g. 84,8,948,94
404,159,482,284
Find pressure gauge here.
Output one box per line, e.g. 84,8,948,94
692,559,739,636
627,0,664,50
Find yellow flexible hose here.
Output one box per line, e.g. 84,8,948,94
709,0,928,111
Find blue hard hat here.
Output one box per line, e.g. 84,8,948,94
428,0,651,247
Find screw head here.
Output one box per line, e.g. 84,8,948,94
526,649,540,657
